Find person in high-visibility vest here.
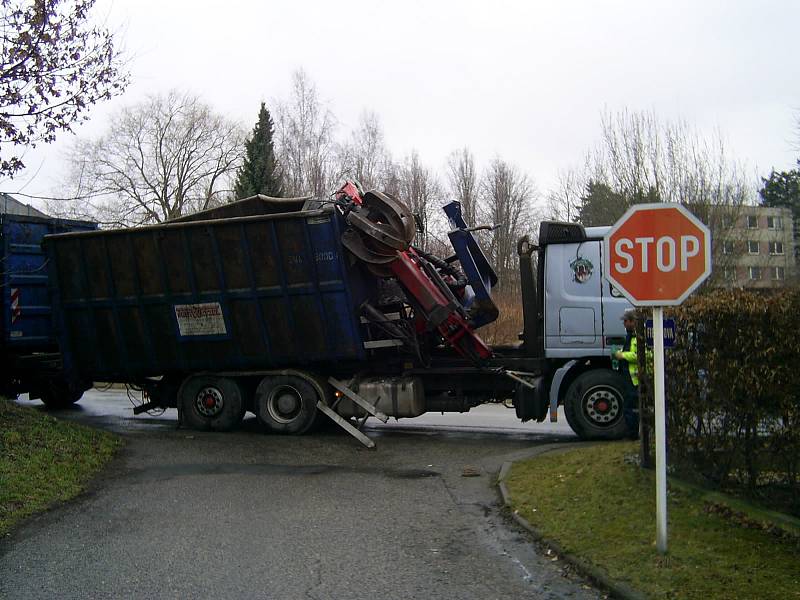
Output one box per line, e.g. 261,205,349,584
614,308,640,439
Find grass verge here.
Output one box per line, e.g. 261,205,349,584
505,442,799,600
0,398,121,535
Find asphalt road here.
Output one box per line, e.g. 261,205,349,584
2,390,602,600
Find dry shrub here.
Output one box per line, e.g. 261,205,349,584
477,289,525,346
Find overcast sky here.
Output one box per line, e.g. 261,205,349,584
9,0,800,206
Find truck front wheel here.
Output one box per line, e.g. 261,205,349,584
255,374,319,435
564,370,628,440
178,375,245,432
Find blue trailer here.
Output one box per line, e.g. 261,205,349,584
1,210,96,405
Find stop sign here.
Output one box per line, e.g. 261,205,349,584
604,203,711,306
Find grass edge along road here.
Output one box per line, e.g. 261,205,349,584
505,441,799,600
0,398,120,535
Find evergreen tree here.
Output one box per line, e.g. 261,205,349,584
759,160,800,222
234,103,282,198
577,181,660,227
760,161,800,266
577,181,628,226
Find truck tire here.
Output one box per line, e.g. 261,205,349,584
564,369,628,440
39,379,85,409
255,374,319,435
178,375,245,432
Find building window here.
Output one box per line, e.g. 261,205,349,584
768,241,784,255
767,216,783,230
748,241,759,254
721,240,735,255
772,267,785,281
748,266,762,280
723,266,737,281
747,215,759,229
720,214,731,229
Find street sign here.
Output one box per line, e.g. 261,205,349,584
604,203,711,555
646,318,676,348
604,203,711,306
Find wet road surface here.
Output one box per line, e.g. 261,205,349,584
2,390,602,600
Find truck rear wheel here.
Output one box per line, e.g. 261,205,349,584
178,375,245,432
564,369,628,440
255,374,319,435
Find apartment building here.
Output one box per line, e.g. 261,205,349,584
715,206,795,288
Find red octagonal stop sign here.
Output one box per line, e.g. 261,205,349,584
604,203,711,306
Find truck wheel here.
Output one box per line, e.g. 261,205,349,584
178,375,245,432
564,370,628,440
40,380,85,409
255,374,318,435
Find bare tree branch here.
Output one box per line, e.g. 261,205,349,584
0,0,129,177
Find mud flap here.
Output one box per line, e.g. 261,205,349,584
513,377,548,423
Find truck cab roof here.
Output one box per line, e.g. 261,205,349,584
584,226,611,238
538,222,611,246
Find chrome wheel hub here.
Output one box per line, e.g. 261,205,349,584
195,386,224,417
584,386,621,425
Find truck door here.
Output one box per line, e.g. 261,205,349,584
598,240,632,345
544,239,603,357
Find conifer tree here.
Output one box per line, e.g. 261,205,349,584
759,160,800,223
234,103,282,198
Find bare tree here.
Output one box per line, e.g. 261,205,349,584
577,108,755,285
545,167,583,223
381,157,401,198
274,69,338,198
57,90,244,226
337,110,390,192
480,158,538,287
589,109,753,211
446,147,479,227
396,150,442,252
793,110,800,154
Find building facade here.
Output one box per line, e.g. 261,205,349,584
715,206,795,288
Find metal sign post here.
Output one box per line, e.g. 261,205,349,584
653,307,667,553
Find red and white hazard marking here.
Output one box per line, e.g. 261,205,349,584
10,287,21,323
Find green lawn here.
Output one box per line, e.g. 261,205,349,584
0,398,120,534
505,442,799,600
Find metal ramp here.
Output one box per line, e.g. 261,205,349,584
318,377,389,449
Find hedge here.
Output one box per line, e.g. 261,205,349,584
636,288,800,516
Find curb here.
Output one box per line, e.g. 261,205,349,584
498,460,648,600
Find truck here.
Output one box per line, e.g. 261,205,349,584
3,184,634,446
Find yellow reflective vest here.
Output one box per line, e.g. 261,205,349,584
618,336,640,386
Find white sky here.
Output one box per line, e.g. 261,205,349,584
8,0,800,206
